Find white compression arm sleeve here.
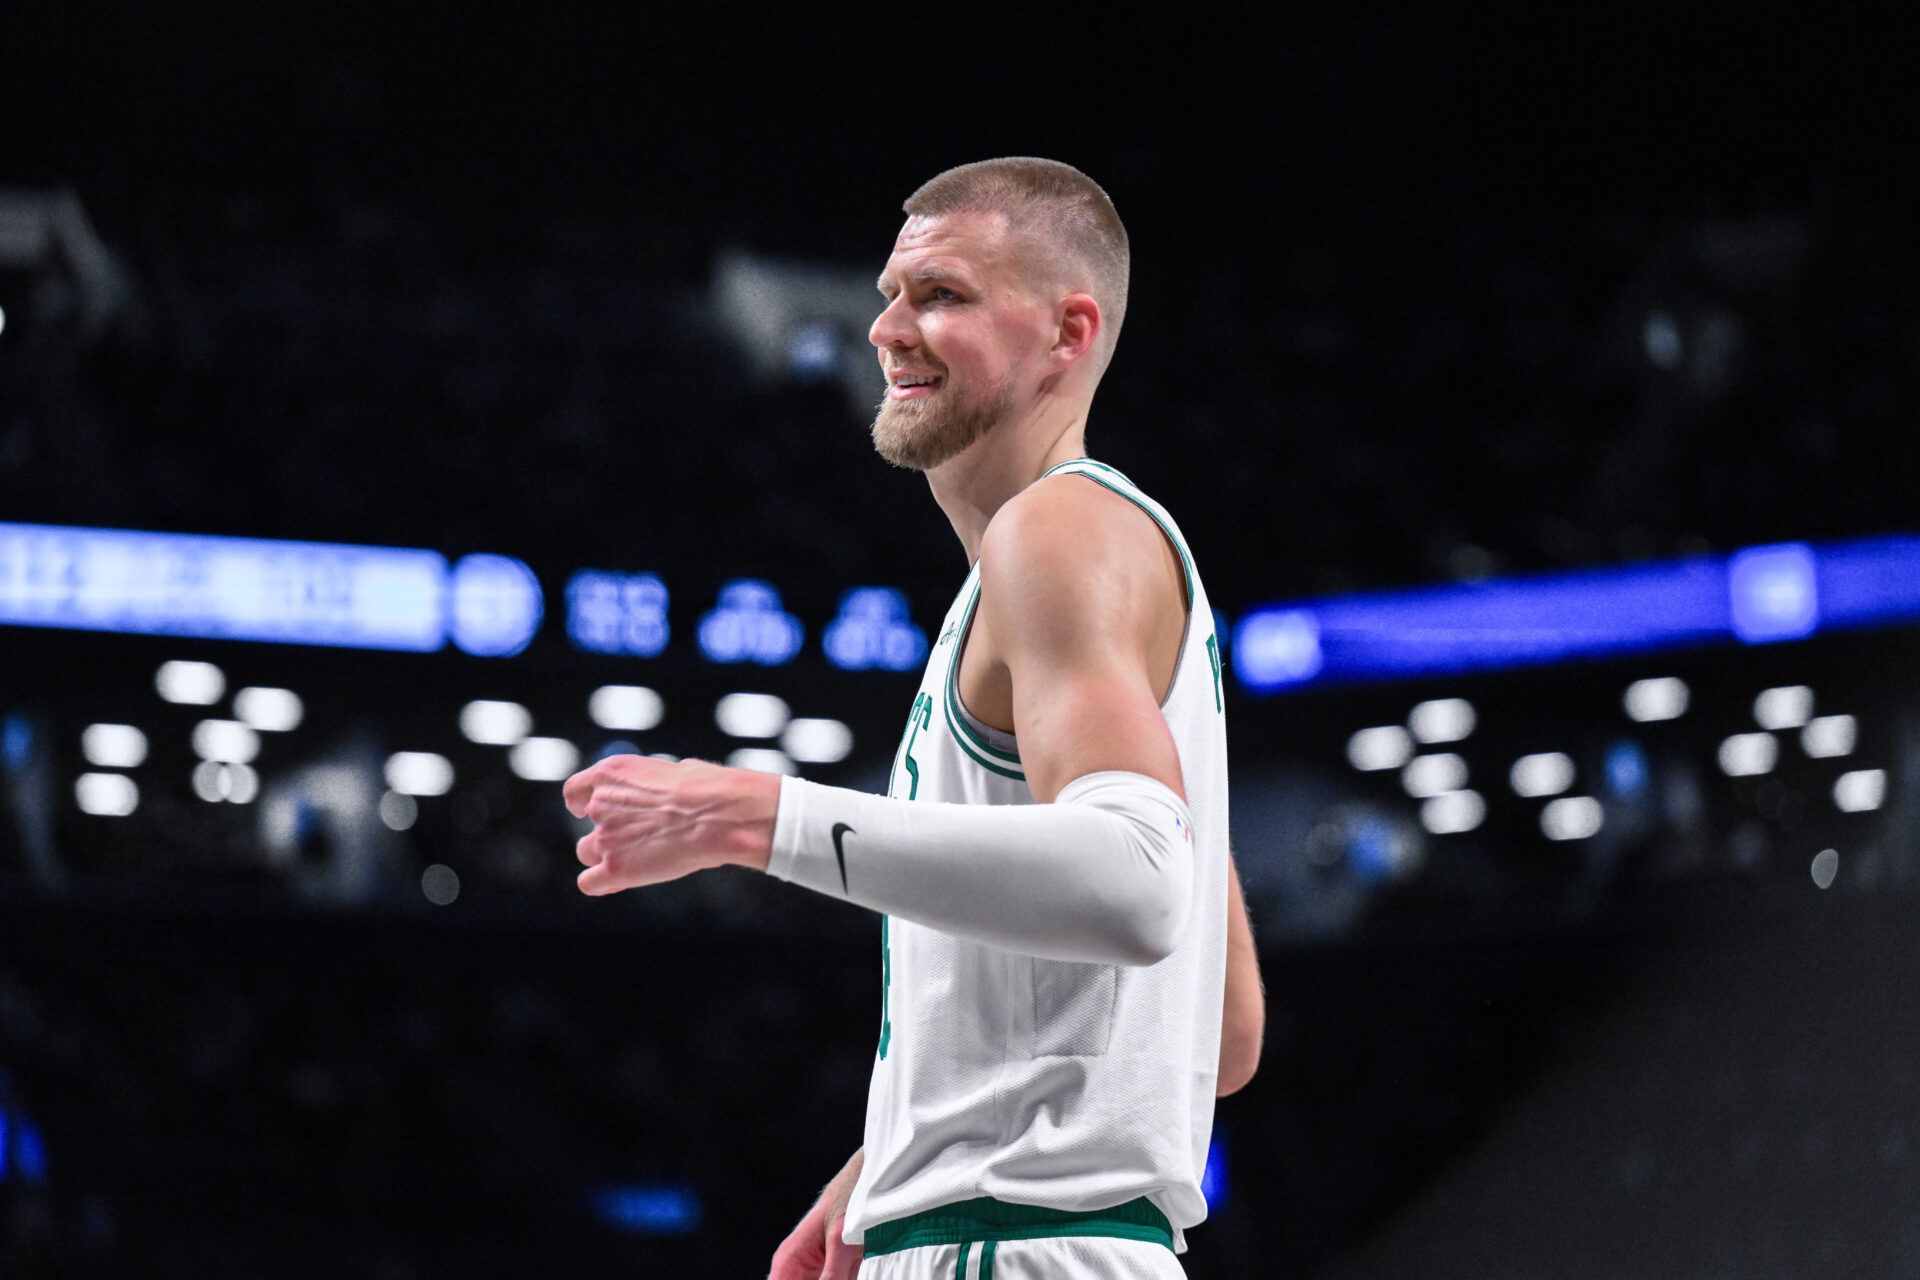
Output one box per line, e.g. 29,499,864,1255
766,770,1195,966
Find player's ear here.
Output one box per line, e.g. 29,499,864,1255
1050,293,1101,368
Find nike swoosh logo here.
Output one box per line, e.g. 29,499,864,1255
831,823,855,894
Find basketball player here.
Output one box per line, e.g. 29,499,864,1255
563,158,1264,1279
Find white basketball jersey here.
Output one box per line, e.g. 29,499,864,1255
843,457,1231,1254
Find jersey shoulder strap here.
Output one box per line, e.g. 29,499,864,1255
1037,457,1197,606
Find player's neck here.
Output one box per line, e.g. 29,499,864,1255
928,411,1089,567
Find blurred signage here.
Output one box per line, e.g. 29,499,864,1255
1235,534,1920,693
697,579,804,665
567,569,670,656
822,586,927,671
0,522,543,655
0,522,448,650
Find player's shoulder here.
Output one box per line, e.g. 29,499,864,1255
981,466,1163,575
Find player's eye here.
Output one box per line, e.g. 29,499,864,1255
930,287,960,303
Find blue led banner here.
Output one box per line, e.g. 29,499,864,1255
1234,536,1920,693
0,523,542,655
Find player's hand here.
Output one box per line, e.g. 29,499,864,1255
769,1202,863,1280
563,754,781,894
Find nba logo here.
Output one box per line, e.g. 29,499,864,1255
1174,816,1191,844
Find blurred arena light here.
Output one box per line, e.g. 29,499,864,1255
421,864,460,905
1624,676,1690,722
1811,848,1840,889
1541,796,1604,840
508,737,580,782
1401,753,1468,799
192,760,258,803
1604,740,1652,797
1834,769,1887,813
1200,1132,1229,1211
378,790,418,831
385,752,454,796
1420,789,1486,835
1510,751,1575,798
1801,714,1857,758
460,699,533,745
589,685,664,732
1409,698,1476,744
715,692,790,739
2,713,29,772
1728,543,1818,643
74,772,137,816
156,660,225,705
234,687,304,732
1753,685,1814,730
192,719,260,764
782,717,854,764
1347,725,1414,771
1231,609,1323,688
81,723,147,769
1643,310,1683,368
726,748,796,775
1718,733,1778,777
590,1182,702,1236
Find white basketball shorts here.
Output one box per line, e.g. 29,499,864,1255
855,1197,1187,1279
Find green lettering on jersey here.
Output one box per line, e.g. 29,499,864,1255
878,690,933,1062
1205,632,1223,713
879,914,893,1060
899,690,934,800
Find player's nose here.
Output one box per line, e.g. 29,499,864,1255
869,296,916,351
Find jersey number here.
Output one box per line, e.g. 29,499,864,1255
879,691,933,1060
895,690,934,800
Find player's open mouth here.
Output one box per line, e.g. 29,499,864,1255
889,375,942,400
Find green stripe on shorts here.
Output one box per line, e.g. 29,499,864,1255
863,1196,1174,1256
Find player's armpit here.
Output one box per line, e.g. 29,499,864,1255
977,479,1188,806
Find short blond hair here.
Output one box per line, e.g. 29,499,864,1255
903,157,1130,378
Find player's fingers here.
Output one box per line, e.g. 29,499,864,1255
562,764,602,818
576,831,601,867
768,1232,821,1280
576,862,620,896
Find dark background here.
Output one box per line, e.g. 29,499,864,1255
3,7,1919,1277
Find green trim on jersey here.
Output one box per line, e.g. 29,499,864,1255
942,692,1027,780
1041,460,1196,605
938,457,1196,782
942,579,1026,780
862,1195,1175,1256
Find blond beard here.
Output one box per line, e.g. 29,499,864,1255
870,372,1018,472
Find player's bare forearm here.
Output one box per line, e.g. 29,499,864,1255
821,1146,864,1219
1217,850,1264,1096
769,1147,865,1280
